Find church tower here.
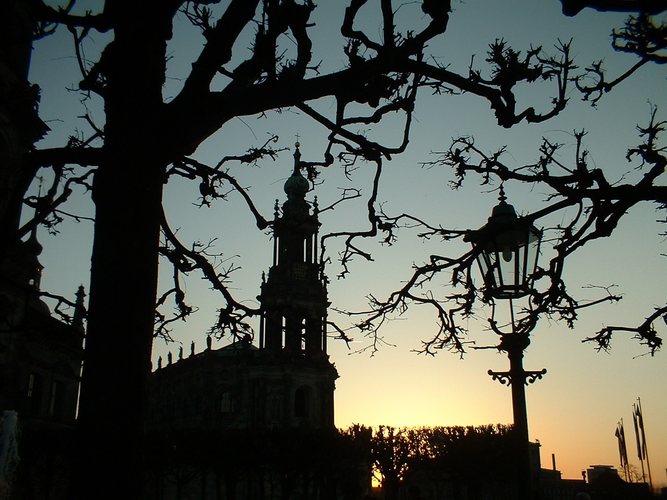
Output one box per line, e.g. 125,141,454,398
256,143,337,428
259,144,328,357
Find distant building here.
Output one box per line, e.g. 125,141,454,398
585,464,620,484
0,230,84,498
585,465,651,499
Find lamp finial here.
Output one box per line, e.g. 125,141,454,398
498,184,507,204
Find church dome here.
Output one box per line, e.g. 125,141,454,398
284,169,309,199
283,143,309,199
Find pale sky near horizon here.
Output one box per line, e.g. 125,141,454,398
30,0,666,486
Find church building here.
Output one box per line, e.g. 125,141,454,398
148,144,337,433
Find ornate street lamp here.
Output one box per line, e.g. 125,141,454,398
468,186,542,300
466,186,546,500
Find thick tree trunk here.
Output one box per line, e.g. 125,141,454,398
73,11,170,498
74,157,164,498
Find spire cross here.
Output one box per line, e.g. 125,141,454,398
293,137,302,174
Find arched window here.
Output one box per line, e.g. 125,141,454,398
48,380,63,418
219,389,236,414
294,385,311,419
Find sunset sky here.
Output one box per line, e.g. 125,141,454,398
30,0,666,485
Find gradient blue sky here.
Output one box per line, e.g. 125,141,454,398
31,0,666,484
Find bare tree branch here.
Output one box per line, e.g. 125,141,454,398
160,210,259,342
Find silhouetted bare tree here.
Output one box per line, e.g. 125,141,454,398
3,0,661,498
369,425,516,498
371,426,413,500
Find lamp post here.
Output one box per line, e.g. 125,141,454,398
466,187,546,500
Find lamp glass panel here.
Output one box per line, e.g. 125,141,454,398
477,249,498,290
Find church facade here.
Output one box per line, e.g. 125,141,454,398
145,147,368,500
